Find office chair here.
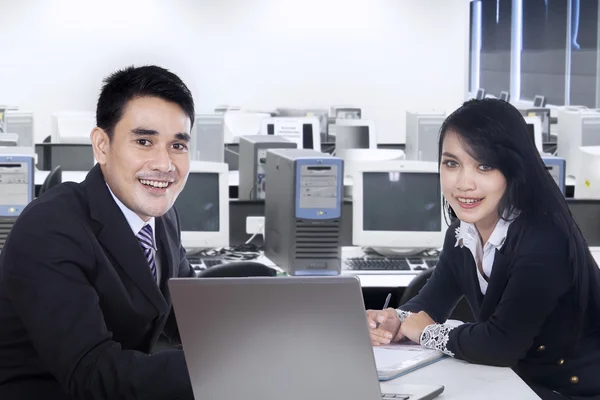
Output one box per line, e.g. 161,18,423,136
196,261,277,278
398,267,475,323
39,165,62,196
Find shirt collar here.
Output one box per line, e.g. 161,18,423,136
455,211,519,249
106,184,156,250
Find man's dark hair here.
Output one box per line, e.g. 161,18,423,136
96,65,195,139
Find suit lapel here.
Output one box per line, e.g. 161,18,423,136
479,249,511,321
84,165,168,314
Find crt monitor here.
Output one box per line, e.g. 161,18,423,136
333,119,377,153
557,109,600,178
51,112,96,144
261,117,321,151
191,114,225,163
523,116,543,153
476,88,486,100
499,91,510,102
173,161,229,250
533,95,546,108
0,155,34,218
575,146,600,199
352,160,444,255
5,111,34,148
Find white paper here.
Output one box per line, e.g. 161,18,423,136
273,119,303,148
373,343,443,379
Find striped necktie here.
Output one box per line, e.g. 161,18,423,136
137,224,157,281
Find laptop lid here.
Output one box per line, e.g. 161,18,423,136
169,276,443,400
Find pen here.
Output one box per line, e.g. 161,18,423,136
375,293,392,328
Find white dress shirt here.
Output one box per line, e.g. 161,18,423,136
106,185,161,284
454,216,515,295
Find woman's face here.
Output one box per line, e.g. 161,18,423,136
440,130,507,230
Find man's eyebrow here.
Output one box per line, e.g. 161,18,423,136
175,132,191,142
131,128,190,142
131,128,158,136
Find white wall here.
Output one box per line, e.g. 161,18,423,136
0,0,470,144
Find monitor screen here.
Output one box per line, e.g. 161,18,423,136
46,144,94,171
362,172,441,232
0,157,33,217
533,96,545,107
335,125,370,150
174,172,220,232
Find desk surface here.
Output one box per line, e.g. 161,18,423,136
236,247,421,288
382,358,540,399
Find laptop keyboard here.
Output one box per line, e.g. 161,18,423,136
382,394,409,399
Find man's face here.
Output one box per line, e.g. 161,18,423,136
91,96,191,221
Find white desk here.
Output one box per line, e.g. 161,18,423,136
221,247,420,288
382,358,540,399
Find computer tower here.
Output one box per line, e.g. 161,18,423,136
264,149,344,276
405,111,445,162
238,136,297,200
191,114,225,163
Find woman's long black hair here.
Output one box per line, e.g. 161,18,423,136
438,98,599,337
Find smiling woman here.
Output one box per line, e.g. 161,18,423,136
366,99,600,400
439,131,508,244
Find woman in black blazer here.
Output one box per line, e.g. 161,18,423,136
368,99,600,400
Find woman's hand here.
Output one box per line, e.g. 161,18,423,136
399,311,435,344
366,308,405,345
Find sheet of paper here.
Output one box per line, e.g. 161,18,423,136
274,119,303,148
373,343,443,379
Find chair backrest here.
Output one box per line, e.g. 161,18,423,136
399,267,435,305
197,261,277,278
399,266,475,323
39,165,62,196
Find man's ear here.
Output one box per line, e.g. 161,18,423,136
90,127,109,165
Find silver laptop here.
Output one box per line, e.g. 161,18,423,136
169,275,444,400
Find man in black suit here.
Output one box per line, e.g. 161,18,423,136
0,65,197,399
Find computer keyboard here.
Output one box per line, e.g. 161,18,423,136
344,257,438,272
186,257,224,270
346,258,410,271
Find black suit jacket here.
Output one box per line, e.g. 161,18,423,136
0,165,196,400
402,217,600,398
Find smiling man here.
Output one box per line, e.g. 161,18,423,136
0,66,197,400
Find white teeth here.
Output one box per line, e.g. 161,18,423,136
140,179,170,188
458,198,481,204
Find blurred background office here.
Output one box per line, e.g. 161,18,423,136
0,0,469,145
3,0,600,310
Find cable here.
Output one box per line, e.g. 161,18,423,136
245,223,264,245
